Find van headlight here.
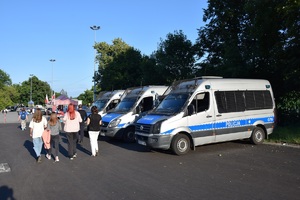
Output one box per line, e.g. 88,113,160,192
153,120,164,134
109,119,121,128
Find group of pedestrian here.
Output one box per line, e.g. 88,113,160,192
27,103,102,163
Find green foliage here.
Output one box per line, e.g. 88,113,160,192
16,76,51,106
0,86,14,109
0,69,12,88
268,124,300,144
77,89,93,105
154,30,196,84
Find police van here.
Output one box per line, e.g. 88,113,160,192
100,86,170,142
92,90,125,116
135,77,276,155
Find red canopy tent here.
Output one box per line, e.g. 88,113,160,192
52,95,78,106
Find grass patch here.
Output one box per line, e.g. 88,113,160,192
267,124,300,144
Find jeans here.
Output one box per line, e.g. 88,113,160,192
47,135,60,157
33,137,43,158
66,132,77,158
78,122,85,141
88,131,99,156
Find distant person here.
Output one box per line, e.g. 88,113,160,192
63,103,82,160
46,112,62,162
18,107,28,131
77,104,87,144
86,106,102,157
29,108,47,163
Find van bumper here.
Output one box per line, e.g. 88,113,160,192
136,134,172,150
101,127,124,139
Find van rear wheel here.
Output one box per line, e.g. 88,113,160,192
171,134,190,155
250,127,265,145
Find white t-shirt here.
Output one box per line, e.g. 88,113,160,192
29,117,47,138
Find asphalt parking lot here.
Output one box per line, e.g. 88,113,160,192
1,112,300,200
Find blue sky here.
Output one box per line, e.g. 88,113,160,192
0,0,207,98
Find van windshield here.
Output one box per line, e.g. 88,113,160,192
113,97,137,113
93,99,109,111
153,93,189,115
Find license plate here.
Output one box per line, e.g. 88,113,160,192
138,140,146,146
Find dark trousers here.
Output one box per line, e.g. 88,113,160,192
47,135,60,157
78,122,85,141
66,132,77,158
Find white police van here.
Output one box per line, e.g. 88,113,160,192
135,77,276,155
92,90,125,117
100,86,170,142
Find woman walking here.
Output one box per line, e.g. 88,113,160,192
29,108,48,163
46,112,62,162
86,106,102,156
63,103,82,160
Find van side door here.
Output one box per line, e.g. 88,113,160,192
214,91,246,142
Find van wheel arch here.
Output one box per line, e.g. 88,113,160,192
123,126,136,143
171,133,193,155
250,126,265,145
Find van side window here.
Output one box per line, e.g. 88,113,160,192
191,92,209,113
215,90,273,113
140,97,154,112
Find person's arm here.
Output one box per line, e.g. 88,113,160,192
86,117,90,125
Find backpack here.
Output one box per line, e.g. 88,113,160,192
20,111,26,120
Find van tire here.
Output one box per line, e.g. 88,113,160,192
171,134,190,155
123,127,136,143
250,127,265,145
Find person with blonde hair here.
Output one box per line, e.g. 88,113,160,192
29,108,47,163
46,112,62,162
63,103,82,160
86,106,102,157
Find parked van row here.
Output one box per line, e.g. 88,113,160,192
96,77,276,155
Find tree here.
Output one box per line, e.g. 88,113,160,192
77,89,93,106
0,69,12,89
17,76,51,105
153,30,197,84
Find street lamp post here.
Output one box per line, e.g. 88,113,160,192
30,74,34,101
90,25,100,102
49,59,56,99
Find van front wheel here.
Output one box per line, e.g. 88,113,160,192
250,127,265,145
171,134,190,155
123,127,136,143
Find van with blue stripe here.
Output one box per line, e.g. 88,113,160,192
135,77,276,155
100,86,170,142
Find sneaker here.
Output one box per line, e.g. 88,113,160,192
70,157,74,160
46,154,51,160
95,151,98,156
73,153,77,158
91,154,96,157
55,156,59,162
37,156,42,163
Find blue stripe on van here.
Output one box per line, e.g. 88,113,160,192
160,116,274,135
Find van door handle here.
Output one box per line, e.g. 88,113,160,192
216,114,222,117
206,115,212,118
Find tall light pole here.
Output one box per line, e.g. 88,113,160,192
90,25,100,102
30,74,34,102
49,59,56,99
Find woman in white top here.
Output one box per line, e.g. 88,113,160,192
29,108,47,163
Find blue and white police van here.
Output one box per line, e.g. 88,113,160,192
135,77,276,155
92,90,125,117
100,86,170,142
